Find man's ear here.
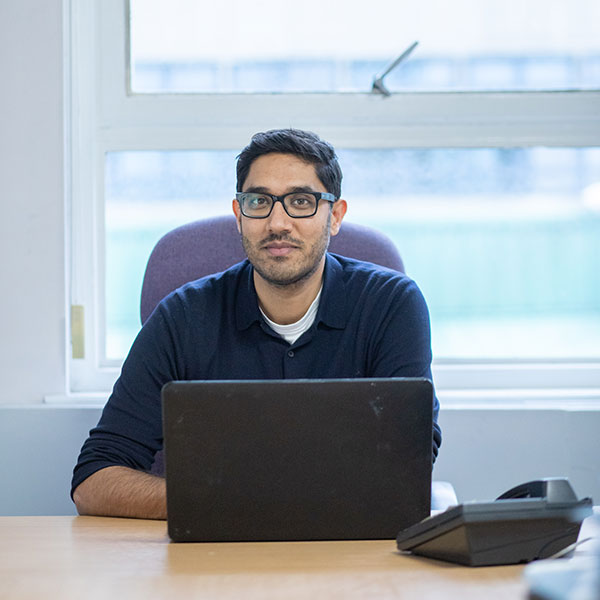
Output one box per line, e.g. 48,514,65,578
232,199,242,233
329,199,347,237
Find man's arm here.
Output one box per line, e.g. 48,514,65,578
71,302,185,519
365,275,442,459
72,466,167,520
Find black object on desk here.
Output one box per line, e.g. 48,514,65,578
163,378,434,542
396,478,593,566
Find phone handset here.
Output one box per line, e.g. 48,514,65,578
496,478,579,503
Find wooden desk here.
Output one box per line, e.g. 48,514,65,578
0,516,542,599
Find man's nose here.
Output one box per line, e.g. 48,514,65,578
267,200,293,232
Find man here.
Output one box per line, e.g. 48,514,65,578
72,128,441,519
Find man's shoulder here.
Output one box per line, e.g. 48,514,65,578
325,252,425,310
321,253,428,329
327,253,412,288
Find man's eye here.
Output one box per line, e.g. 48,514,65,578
289,194,315,207
248,195,270,207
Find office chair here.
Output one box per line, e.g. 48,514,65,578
140,215,404,325
140,214,456,511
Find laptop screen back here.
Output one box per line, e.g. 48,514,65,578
162,378,433,542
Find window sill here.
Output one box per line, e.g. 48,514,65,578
44,393,108,408
44,388,600,411
438,387,600,410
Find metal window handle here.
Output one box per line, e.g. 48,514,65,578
371,41,419,97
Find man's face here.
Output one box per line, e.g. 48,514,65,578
233,153,346,288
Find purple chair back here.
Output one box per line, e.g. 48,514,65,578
140,215,404,324
141,215,404,477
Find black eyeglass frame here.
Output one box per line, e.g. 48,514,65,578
235,191,337,219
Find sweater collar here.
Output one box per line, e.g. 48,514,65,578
235,253,347,331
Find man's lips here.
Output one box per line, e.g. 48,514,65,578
263,242,298,257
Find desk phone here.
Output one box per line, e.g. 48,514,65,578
396,478,593,566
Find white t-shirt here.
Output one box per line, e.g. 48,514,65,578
260,286,323,345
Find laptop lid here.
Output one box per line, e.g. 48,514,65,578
162,377,433,542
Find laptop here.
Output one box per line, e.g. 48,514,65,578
162,378,433,542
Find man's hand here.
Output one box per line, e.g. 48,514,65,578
72,466,167,520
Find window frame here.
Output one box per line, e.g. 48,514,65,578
64,0,600,403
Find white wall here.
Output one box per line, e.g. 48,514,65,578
0,406,598,516
434,408,600,502
0,0,66,405
0,0,597,516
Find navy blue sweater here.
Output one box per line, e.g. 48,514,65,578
72,254,441,494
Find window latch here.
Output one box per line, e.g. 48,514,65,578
371,41,419,97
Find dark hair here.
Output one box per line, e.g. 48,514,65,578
236,129,343,198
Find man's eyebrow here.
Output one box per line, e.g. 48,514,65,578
243,185,319,194
243,186,271,194
288,186,318,193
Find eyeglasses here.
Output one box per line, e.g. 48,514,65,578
236,191,337,219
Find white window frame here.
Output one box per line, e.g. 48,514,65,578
59,0,600,406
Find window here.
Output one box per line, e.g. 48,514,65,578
106,148,600,362
68,0,600,399
130,0,600,93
